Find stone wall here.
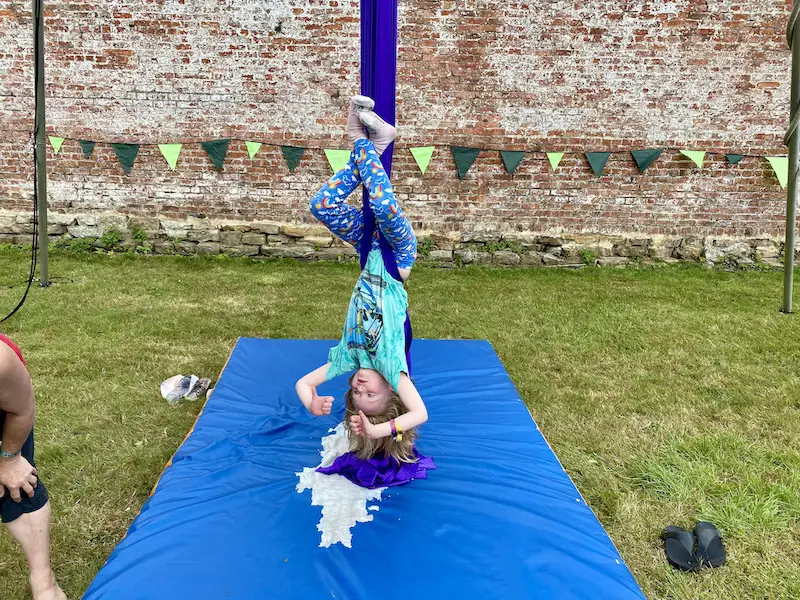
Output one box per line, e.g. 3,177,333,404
0,210,786,269
0,2,795,245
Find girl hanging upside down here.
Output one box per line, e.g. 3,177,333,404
295,95,430,476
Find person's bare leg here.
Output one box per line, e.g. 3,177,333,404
5,501,66,600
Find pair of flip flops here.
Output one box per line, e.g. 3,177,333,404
663,522,727,572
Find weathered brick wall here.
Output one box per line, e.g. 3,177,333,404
0,0,362,223
0,1,795,245
393,0,792,238
0,2,34,212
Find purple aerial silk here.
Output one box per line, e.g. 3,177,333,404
317,450,436,489
339,3,430,491
360,0,397,177
360,0,413,372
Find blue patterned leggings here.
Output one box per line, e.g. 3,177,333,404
309,139,417,270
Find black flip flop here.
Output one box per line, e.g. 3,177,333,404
663,526,701,571
695,521,727,568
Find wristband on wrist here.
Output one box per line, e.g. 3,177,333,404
389,420,403,443
0,446,21,459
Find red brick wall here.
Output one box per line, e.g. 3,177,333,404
0,1,794,237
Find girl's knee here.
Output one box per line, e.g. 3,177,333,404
309,193,325,219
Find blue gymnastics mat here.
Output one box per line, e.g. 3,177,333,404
83,338,644,600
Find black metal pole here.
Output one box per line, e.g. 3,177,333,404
33,0,49,287
783,2,800,313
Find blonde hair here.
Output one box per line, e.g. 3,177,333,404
344,388,418,463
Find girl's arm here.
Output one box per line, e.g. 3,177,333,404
352,372,428,439
295,363,335,416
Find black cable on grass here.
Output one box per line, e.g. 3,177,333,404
0,141,38,324
2,0,46,323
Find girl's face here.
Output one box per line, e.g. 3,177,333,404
350,369,392,415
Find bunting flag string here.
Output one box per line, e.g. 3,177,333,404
40,135,789,188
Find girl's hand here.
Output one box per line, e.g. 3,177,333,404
309,387,333,416
350,410,380,439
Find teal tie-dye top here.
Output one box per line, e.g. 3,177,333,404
326,249,408,392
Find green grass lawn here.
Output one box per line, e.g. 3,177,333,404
0,247,799,599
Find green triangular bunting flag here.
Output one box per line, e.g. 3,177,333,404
281,146,305,173
585,152,611,177
111,143,139,175
200,139,230,172
631,148,664,172
324,149,351,174
679,150,706,168
500,151,525,175
726,154,745,165
48,136,65,154
158,144,183,170
766,156,789,190
451,146,481,179
410,146,435,174
245,141,262,159
79,140,95,158
547,152,565,171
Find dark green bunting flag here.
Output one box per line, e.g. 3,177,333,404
201,139,231,172
111,143,139,175
281,146,305,173
451,146,481,179
500,150,525,175
79,140,96,158
585,152,611,177
631,149,664,172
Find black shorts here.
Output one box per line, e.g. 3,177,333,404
0,411,49,523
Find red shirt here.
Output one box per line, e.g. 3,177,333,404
0,333,26,366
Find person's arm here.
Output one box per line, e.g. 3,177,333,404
0,357,36,457
295,363,335,416
351,372,428,439
0,355,39,502
1,406,35,457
